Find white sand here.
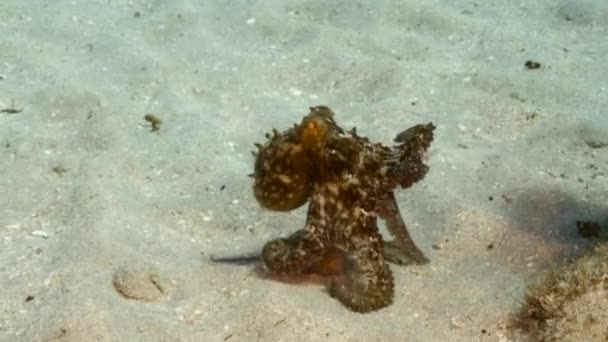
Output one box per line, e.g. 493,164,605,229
1,1,606,341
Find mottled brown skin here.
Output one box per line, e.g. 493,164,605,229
253,106,434,313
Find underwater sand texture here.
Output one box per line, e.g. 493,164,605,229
1,0,606,341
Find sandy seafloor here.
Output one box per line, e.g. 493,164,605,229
0,0,607,341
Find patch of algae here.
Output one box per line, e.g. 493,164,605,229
511,242,608,341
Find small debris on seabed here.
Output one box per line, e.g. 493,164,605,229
52,164,69,176
144,114,162,132
432,239,449,250
31,230,49,239
0,108,22,114
576,220,600,238
449,316,463,329
585,139,608,149
524,60,541,69
112,265,170,301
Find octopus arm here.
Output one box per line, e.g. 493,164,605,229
261,227,326,275
326,215,395,313
377,191,429,265
318,214,394,313
388,123,435,189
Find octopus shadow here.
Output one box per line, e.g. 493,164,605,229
498,185,607,267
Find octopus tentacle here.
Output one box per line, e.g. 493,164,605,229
387,123,435,189
261,227,326,275
327,215,394,312
377,191,429,265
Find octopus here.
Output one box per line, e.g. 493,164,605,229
246,106,435,313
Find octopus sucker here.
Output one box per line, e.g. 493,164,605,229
248,106,434,313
